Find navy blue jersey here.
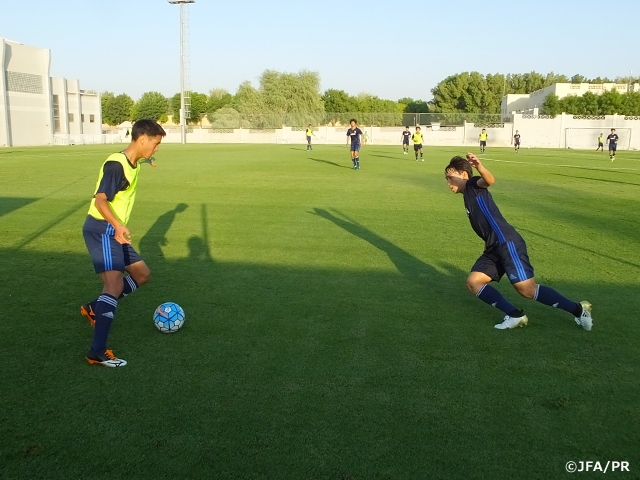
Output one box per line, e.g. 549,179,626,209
402,131,411,141
514,134,521,143
96,161,129,202
607,134,619,145
463,176,524,250
347,128,363,144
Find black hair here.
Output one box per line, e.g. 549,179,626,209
132,119,166,140
405,126,410,128
349,118,357,124
445,156,473,179
416,126,421,130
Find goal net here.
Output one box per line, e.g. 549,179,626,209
564,127,632,150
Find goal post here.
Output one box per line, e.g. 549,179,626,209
564,127,632,150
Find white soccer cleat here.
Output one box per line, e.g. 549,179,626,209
575,301,593,331
494,315,528,330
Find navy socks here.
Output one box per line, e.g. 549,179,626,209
534,285,582,317
477,284,521,317
90,294,118,353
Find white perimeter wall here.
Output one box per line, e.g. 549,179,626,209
131,114,639,151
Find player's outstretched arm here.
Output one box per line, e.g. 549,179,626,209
466,153,495,188
94,193,131,244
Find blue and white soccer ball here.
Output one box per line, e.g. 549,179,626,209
154,302,185,333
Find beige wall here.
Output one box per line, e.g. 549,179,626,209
1,37,100,147
502,83,640,117
1,38,52,146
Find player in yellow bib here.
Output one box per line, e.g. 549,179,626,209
412,127,424,161
478,128,489,153
305,124,315,151
80,119,166,367
479,129,488,153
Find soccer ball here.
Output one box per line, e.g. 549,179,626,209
154,302,185,333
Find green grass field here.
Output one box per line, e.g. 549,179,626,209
1,143,639,479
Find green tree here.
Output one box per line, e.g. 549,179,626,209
170,93,181,124
540,93,561,116
207,88,233,113
322,89,358,114
579,91,600,115
171,92,208,125
571,74,587,84
101,92,133,126
620,92,640,116
206,107,250,128
403,99,429,113
189,92,208,125
133,92,169,122
598,89,623,114
101,92,115,125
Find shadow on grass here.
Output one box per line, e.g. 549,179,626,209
1,205,639,479
518,226,640,269
0,197,38,219
311,208,457,280
550,173,640,186
308,158,351,169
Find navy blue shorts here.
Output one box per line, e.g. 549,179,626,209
403,139,409,145
350,142,361,152
82,216,142,274
472,241,534,284
480,141,487,147
306,136,311,143
414,143,422,151
609,144,617,151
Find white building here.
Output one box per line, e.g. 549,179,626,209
501,82,640,118
0,37,101,147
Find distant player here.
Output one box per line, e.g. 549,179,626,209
596,133,604,152
412,126,424,161
479,129,488,153
444,153,593,331
363,130,369,146
607,128,618,161
513,130,521,153
80,119,166,367
305,124,315,151
401,126,411,155
346,118,363,170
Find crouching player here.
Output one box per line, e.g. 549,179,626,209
80,119,166,367
444,153,593,330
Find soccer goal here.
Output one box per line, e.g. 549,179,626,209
564,127,632,150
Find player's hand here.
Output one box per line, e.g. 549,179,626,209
466,153,482,168
114,224,131,245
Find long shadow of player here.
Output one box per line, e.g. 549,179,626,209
310,208,458,283
139,203,189,260
308,157,352,169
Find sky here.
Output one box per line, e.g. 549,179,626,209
1,0,639,102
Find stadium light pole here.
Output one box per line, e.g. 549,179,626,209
168,0,194,144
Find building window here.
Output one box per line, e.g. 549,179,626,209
53,95,61,133
81,114,85,123
69,113,74,122
90,114,95,123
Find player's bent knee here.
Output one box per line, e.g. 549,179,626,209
514,283,536,299
466,280,481,295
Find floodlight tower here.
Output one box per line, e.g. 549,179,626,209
168,0,194,144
